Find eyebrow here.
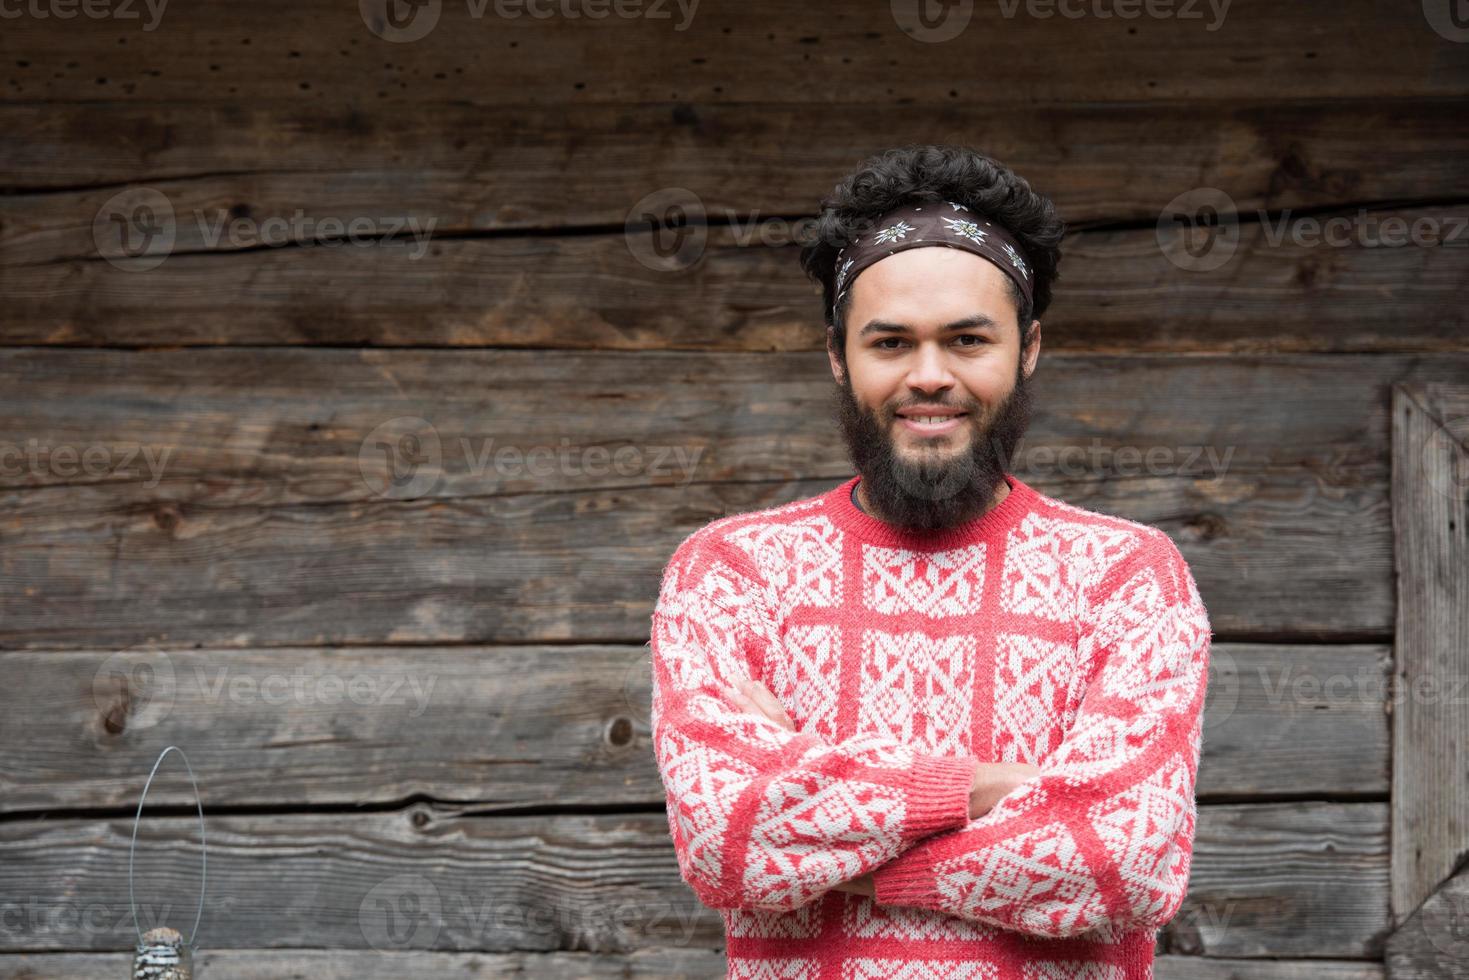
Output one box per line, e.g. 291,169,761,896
858,314,1001,338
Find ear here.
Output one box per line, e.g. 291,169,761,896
1021,319,1042,378
827,326,846,385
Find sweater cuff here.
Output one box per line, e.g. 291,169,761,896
871,848,940,908
901,753,978,841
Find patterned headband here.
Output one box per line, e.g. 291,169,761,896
831,200,1033,320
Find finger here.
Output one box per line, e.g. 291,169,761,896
744,679,795,730
724,686,769,722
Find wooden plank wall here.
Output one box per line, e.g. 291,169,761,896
1,1,1465,975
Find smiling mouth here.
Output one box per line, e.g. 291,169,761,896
895,412,969,436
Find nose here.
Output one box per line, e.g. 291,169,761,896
905,339,958,396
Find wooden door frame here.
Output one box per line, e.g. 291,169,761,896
1385,382,1469,976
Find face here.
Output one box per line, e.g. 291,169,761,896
828,247,1041,532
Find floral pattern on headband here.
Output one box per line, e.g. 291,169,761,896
834,256,855,291
940,216,988,245
1000,240,1029,280
829,202,1032,316
871,220,916,246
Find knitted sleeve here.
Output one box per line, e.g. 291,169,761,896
869,530,1211,938
650,529,979,913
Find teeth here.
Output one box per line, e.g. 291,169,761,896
911,415,957,424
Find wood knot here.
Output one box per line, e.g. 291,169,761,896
605,715,634,747
101,680,130,735
1181,512,1226,542
153,502,181,534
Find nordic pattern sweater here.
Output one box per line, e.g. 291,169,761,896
649,472,1211,979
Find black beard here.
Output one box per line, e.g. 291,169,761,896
833,360,1033,532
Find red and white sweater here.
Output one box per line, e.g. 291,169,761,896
649,473,1211,979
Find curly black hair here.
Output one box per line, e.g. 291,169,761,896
799,145,1065,360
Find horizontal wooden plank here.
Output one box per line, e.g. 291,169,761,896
1157,957,1384,979
0,643,1390,814
3,1,1464,105
0,950,1388,979
0,948,735,979
2,98,1465,226
5,208,1463,352
0,803,1389,958
2,349,1465,646
2,349,1466,647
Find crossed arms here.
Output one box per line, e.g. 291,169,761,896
649,528,1211,938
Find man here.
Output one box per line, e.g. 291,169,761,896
649,145,1211,978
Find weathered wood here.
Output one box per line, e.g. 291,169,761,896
2,1,1464,105
1389,383,1469,926
0,643,1390,814
4,350,1467,648
0,950,1389,979
1385,866,1469,978
1167,802,1390,959
1158,957,1385,978
1,98,1465,226
0,803,1389,958
5,209,1466,352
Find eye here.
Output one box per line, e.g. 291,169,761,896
874,337,907,350
954,334,987,347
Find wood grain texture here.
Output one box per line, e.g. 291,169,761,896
1384,867,1469,978
0,950,1392,979
0,642,1390,814
1,98,1465,224
5,210,1465,352
0,803,1389,958
3,349,1467,647
1389,383,1469,926
2,0,1465,105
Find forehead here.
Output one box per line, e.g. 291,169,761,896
848,247,1016,324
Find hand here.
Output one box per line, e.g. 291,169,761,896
969,761,1042,819
721,677,796,732
832,872,875,897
